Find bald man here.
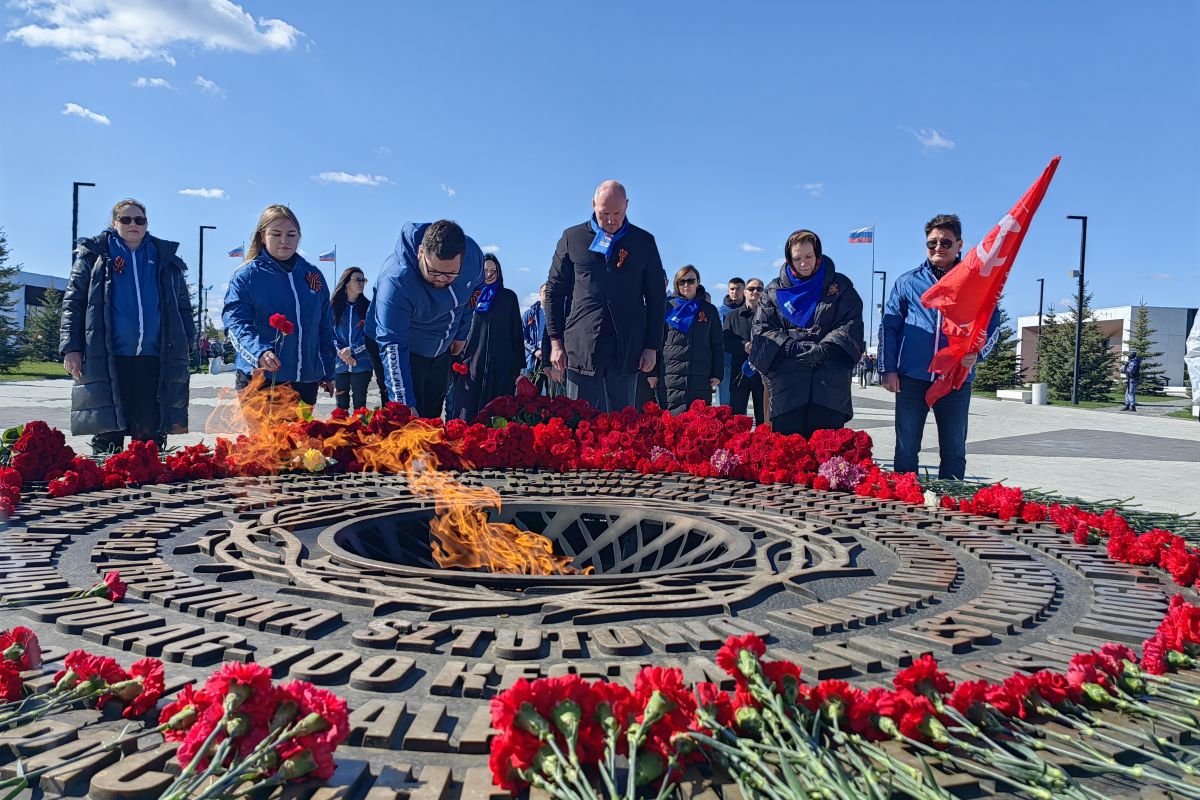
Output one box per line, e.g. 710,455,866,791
545,181,667,412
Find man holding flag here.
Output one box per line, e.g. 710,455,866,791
879,157,1060,480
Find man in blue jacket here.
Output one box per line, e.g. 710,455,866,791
879,214,1000,480
372,220,484,417
521,284,547,380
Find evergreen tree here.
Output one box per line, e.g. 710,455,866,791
0,229,24,373
1038,284,1118,401
1034,306,1069,387
1126,300,1166,394
974,301,1021,391
21,286,63,362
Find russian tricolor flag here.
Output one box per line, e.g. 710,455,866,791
848,226,874,244
319,248,337,262
227,245,244,258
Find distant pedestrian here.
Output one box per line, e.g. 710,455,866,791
546,180,667,412
857,352,870,387
522,284,547,381
61,198,196,454
448,254,524,420
655,265,723,413
372,220,484,417
724,277,765,423
1121,350,1141,411
750,229,864,437
331,267,373,411
879,213,1000,479
223,204,337,407
716,278,745,406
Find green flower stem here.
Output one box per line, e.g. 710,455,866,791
836,734,952,800
684,730,793,800
540,735,595,800
1029,706,1200,782
892,731,1055,800
0,681,109,730
155,705,230,800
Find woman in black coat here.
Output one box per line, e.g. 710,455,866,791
653,265,723,414
750,230,864,436
449,254,524,420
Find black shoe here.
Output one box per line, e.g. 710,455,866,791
1131,405,1137,412
1121,404,1129,410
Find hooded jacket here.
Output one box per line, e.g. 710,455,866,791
223,252,337,384
521,301,546,372
750,256,864,419
60,232,195,436
371,222,484,406
450,263,524,420
333,297,373,375
658,289,723,413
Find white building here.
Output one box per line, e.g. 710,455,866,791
1016,305,1198,387
5,271,69,329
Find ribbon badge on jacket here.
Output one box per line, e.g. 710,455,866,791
588,217,629,259
666,298,701,333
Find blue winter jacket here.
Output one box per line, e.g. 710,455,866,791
223,253,337,384
371,222,484,407
334,299,373,374
878,260,1001,383
521,301,546,372
107,231,162,357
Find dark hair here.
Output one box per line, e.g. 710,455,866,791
331,267,368,324
924,214,962,240
784,230,822,265
482,253,504,287
728,277,745,287
421,220,467,260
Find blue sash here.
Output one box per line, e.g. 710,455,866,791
588,217,629,258
741,360,758,378
775,262,826,329
666,298,700,333
474,283,497,313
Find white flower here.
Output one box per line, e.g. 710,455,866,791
924,490,939,508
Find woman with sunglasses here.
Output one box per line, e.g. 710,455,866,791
60,198,196,454
223,204,336,407
330,267,374,411
447,254,524,420
750,229,864,436
653,265,723,413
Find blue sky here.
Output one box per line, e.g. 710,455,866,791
2,1,1197,333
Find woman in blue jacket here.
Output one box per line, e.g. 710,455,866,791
331,267,373,411
222,204,336,407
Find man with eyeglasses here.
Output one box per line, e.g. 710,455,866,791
546,180,667,412
723,277,765,423
879,213,1000,479
372,220,484,417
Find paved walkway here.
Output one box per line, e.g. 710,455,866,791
1,374,1197,516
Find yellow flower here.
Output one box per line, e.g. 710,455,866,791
302,449,326,472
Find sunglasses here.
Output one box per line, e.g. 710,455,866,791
746,286,763,293
351,277,367,284
678,278,698,286
926,238,957,250
117,216,148,226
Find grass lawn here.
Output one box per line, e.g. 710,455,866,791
0,361,67,381
1167,408,1198,421
973,388,1180,408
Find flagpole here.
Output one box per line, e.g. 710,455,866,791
871,224,876,352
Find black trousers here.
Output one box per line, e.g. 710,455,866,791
730,375,765,425
235,370,319,405
410,351,452,419
364,336,388,405
770,403,849,438
335,371,371,411
93,355,163,454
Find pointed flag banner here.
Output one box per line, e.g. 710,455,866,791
920,156,1061,407
319,248,336,263
227,245,244,258
848,226,874,244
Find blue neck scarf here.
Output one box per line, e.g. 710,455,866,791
775,261,826,329
588,216,629,258
666,296,701,333
474,283,498,313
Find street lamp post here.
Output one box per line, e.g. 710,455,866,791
198,225,216,340
71,181,95,263
1067,215,1088,405
1036,277,1045,333
871,270,887,352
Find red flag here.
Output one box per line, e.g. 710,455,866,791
920,156,1061,406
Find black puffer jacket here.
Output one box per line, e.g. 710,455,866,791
750,256,863,419
59,233,195,436
659,291,723,413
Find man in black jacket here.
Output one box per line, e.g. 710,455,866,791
724,277,765,423
546,180,667,411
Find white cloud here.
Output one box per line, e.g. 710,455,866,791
901,127,956,152
194,75,224,95
1056,297,1074,309
773,258,786,269
481,244,500,254
375,145,392,156
522,292,540,308
797,182,824,198
179,187,227,199
314,171,391,186
62,102,110,125
1150,273,1173,281
740,242,763,253
517,267,531,273
5,0,302,64
132,76,173,89
714,282,728,291
441,184,456,197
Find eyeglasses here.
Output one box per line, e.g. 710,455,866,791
117,216,148,226
678,278,698,286
926,238,957,250
422,255,460,281
746,286,763,293
351,277,367,284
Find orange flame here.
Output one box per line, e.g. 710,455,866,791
206,372,585,575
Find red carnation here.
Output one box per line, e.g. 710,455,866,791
452,361,469,375
159,684,212,741
0,626,42,670
0,661,22,702
715,633,766,680
893,654,954,698
103,570,127,601
202,661,275,715
119,657,166,718
269,313,295,335
1031,670,1074,707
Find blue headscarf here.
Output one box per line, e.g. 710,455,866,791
774,259,827,329
475,255,503,313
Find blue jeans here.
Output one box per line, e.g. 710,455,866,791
566,370,637,412
1125,379,1138,407
717,352,732,406
893,375,971,480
